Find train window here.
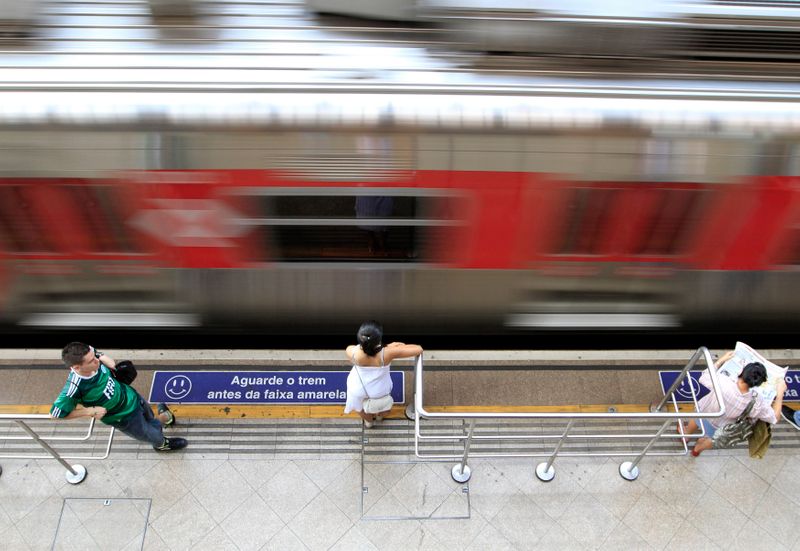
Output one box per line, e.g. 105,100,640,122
240,189,461,262
68,185,141,253
0,185,56,253
553,185,709,258
775,226,800,266
557,188,619,255
0,183,140,255
631,188,709,256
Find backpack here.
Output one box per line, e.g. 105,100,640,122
712,395,755,449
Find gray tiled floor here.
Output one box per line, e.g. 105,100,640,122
2,430,800,550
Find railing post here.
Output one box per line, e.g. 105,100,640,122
451,419,475,483
14,420,87,484
619,418,671,481
536,418,574,482
651,348,703,412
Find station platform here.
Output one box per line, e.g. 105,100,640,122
1,349,800,550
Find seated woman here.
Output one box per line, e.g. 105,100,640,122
684,350,787,456
344,320,422,428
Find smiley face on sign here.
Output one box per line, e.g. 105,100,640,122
164,375,192,400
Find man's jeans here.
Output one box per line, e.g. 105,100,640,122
109,393,164,447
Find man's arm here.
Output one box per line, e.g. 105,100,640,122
773,379,788,422
91,346,116,369
60,405,107,421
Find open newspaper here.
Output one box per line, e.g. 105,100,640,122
718,341,788,403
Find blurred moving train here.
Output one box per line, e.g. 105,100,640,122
306,0,800,59
1,87,800,334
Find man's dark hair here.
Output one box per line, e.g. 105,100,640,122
740,362,767,388
62,342,90,368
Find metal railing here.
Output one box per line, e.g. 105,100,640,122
413,346,725,482
0,413,115,484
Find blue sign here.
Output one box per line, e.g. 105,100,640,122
149,371,405,404
659,370,800,403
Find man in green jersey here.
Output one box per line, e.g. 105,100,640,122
50,342,187,452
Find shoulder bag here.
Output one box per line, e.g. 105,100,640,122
712,395,756,449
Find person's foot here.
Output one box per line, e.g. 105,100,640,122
153,437,188,451
363,419,374,429
691,449,702,457
375,415,384,423
158,403,175,426
781,405,800,430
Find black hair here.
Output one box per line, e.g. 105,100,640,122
357,320,383,357
62,342,90,368
740,362,767,388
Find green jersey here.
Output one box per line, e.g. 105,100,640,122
50,364,139,424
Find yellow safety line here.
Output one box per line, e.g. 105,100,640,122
0,403,730,418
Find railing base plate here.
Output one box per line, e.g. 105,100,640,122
451,464,471,483
619,461,639,481
65,464,87,485
535,463,555,482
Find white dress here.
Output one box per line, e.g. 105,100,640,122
344,349,393,414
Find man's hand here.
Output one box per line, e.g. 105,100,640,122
777,378,788,396
90,406,107,420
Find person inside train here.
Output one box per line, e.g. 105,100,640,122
344,320,422,428
355,195,393,256
682,350,787,456
50,342,187,451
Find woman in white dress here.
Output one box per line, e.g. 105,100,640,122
345,320,422,428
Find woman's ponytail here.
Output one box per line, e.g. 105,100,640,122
357,320,383,357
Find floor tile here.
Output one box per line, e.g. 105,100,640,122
666,519,720,550
641,459,707,517
459,460,523,520
601,521,652,551
258,461,320,523
488,492,555,549
0,525,33,551
734,453,787,485
194,526,240,551
119,460,190,521
749,487,800,549
290,492,352,550
150,492,217,551
191,460,254,522
262,524,310,551
220,492,284,551
295,459,354,491
0,460,58,523
687,487,748,549
465,522,516,551
324,460,387,522
419,494,484,548
556,492,618,547
328,525,379,551
14,494,64,550
623,487,684,549
584,458,646,520
710,457,770,516
387,463,455,518
358,493,422,549
730,519,788,551
229,458,288,489
771,455,800,508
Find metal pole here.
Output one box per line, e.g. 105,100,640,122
652,348,702,412
451,419,475,483
14,420,86,484
619,418,671,481
536,419,574,482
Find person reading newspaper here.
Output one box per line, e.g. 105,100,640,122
683,346,787,456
